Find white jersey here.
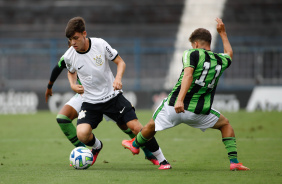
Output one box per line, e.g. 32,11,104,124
64,37,122,104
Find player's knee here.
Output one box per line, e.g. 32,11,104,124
222,116,230,126
76,125,92,143
219,117,232,130
213,115,230,130
127,119,143,135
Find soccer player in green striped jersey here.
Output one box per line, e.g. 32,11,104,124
122,18,250,171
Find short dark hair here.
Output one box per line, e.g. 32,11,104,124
65,17,86,38
189,28,212,44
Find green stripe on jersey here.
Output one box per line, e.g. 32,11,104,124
58,56,64,68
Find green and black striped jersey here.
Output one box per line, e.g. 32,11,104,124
167,48,232,114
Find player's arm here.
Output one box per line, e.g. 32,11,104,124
174,67,194,113
68,71,84,94
112,55,126,90
45,64,64,102
216,17,233,59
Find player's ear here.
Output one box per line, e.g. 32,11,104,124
197,41,200,48
83,31,87,38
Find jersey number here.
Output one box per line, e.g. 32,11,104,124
195,62,222,88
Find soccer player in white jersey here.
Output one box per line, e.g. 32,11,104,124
44,41,159,164
63,17,170,169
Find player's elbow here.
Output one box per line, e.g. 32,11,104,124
228,50,233,60
184,73,193,81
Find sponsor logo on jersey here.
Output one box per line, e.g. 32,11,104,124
106,46,113,58
94,55,104,66
100,92,116,101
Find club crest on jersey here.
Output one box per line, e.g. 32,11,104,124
94,55,104,66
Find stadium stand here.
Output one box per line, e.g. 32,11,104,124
0,0,185,91
166,0,282,89
216,0,282,87
0,0,281,92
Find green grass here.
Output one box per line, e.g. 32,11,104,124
0,110,281,184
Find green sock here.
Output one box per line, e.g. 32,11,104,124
134,132,149,148
56,114,85,147
122,128,153,157
222,137,239,163
122,128,135,139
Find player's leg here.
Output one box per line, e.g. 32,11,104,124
115,122,158,164
212,113,250,171
76,123,102,165
56,104,85,147
104,115,157,164
124,118,171,169
121,99,171,169
105,94,168,168
76,104,103,165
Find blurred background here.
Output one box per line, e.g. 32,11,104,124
0,0,281,114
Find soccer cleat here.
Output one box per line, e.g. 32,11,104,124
158,160,172,170
145,156,159,165
230,162,250,171
91,141,103,166
122,138,140,155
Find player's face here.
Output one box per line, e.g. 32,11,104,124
69,31,87,52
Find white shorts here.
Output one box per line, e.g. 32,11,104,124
65,93,83,114
65,93,114,122
154,100,220,132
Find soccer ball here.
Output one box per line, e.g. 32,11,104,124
69,147,93,170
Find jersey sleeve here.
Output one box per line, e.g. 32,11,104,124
58,56,66,68
102,39,118,61
219,53,232,68
48,56,66,83
64,56,76,73
182,50,199,69
49,65,64,83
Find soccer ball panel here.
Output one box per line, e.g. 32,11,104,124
69,147,93,170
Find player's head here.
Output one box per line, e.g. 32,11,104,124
65,17,88,52
189,28,211,49
65,17,86,38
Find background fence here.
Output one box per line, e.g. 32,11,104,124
0,37,281,93
0,0,281,113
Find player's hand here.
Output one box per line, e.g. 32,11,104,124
71,84,84,94
174,100,185,113
45,88,53,103
216,17,226,34
113,79,122,90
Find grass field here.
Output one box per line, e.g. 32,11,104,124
0,110,281,184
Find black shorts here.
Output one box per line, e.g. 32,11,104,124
77,93,137,129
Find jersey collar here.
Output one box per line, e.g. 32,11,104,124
77,38,91,54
